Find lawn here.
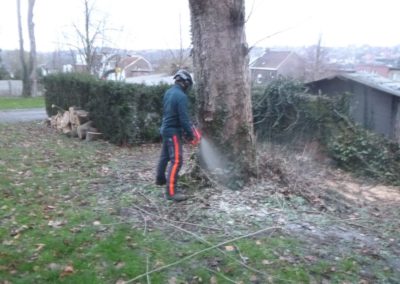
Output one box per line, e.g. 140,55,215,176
0,121,399,283
0,96,45,110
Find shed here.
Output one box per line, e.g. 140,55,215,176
306,73,400,142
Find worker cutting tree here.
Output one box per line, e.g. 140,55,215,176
155,69,201,202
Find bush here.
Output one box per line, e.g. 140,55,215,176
42,72,98,116
328,125,400,185
252,78,343,143
252,78,400,185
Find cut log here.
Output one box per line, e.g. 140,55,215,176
62,125,72,135
69,107,89,126
50,112,61,128
77,121,95,140
86,131,103,142
69,107,78,125
75,111,89,126
55,112,64,130
70,126,78,138
60,111,70,129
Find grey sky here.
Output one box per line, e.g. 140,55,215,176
0,0,399,52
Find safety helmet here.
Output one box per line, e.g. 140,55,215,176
173,69,193,87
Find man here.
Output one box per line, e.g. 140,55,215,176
156,69,194,202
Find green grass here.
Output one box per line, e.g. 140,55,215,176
0,122,398,283
0,96,45,110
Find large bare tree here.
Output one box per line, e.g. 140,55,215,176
17,0,29,97
189,0,256,185
16,0,37,97
28,0,38,97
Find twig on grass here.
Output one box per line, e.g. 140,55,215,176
136,207,149,236
205,267,238,283
146,254,151,284
137,190,163,218
132,204,223,232
125,226,281,283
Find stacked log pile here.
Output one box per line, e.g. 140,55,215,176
49,106,102,141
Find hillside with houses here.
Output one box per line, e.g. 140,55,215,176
2,45,400,144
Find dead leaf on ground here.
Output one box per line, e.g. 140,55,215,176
262,259,273,265
10,225,29,236
224,245,235,251
35,243,45,251
114,261,125,269
60,264,74,277
48,263,61,271
304,255,317,262
48,220,67,228
168,277,177,284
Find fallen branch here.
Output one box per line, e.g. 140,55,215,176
146,254,151,284
125,226,280,283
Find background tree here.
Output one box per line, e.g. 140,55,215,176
17,0,29,96
303,33,333,81
67,0,112,76
0,49,11,79
16,0,37,97
28,0,37,96
189,0,256,185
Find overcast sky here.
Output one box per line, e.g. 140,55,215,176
0,0,399,52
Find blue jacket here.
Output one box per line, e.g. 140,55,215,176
160,84,194,140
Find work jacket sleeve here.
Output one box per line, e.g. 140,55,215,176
177,95,194,140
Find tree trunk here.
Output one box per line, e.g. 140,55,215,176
28,0,37,97
189,0,256,186
17,0,30,97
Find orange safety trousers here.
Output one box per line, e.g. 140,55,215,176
156,135,183,196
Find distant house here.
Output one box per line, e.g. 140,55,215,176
125,73,174,85
118,55,153,79
306,73,400,142
249,50,305,85
355,64,400,81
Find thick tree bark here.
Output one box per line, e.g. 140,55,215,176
189,0,256,185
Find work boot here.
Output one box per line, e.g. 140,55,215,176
165,188,188,202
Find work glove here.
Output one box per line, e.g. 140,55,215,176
190,126,201,146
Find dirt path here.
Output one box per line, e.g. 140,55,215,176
0,108,47,123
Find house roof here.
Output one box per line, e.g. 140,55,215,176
118,55,152,71
250,51,294,70
309,72,400,97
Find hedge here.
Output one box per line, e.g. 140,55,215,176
42,73,169,145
